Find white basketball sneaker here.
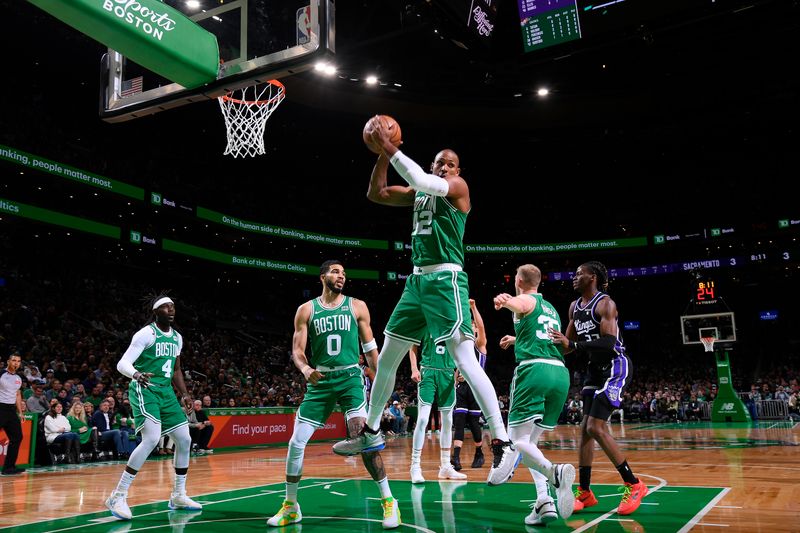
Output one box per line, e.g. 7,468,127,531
168,492,203,511
438,464,467,480
552,463,576,519
105,491,132,520
410,465,426,484
525,496,558,526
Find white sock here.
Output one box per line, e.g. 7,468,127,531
366,337,412,430
532,469,549,500
173,473,187,495
376,477,393,498
115,471,136,495
440,448,451,467
515,440,554,483
286,481,299,503
411,448,422,468
445,336,509,442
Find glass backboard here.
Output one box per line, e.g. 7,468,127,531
100,0,334,122
680,312,736,345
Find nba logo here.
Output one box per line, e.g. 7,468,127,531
297,6,311,45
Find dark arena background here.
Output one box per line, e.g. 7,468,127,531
1,1,798,532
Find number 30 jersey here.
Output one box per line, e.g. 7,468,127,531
308,296,360,368
411,192,468,268
127,323,182,387
512,294,564,364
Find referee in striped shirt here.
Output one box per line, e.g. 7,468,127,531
0,353,26,475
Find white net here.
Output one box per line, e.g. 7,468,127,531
700,337,716,353
218,80,285,158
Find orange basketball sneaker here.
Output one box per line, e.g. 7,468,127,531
572,487,598,511
617,480,648,515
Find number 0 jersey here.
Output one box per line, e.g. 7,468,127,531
411,191,468,267
308,296,360,368
512,294,564,363
129,323,182,387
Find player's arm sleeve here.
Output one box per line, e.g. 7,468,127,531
574,334,618,354
389,151,450,196
117,328,154,379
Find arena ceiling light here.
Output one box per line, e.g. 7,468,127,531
365,75,378,85
185,0,200,9
537,88,550,97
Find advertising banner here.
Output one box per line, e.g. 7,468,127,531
206,410,345,449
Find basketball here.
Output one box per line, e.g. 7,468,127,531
362,115,402,154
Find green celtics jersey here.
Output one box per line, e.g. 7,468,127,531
419,334,455,370
133,323,182,387
411,191,468,267
513,294,563,363
308,296,360,368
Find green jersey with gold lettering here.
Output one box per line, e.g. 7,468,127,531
411,192,468,267
309,296,360,368
134,323,182,387
419,334,455,370
513,294,563,364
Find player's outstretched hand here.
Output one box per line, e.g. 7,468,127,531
133,372,154,389
493,293,512,311
499,335,516,350
302,366,325,385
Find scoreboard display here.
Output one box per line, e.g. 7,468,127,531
518,0,581,52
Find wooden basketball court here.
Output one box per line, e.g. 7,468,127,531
1,421,797,532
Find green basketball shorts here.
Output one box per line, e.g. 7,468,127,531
384,268,474,344
417,367,456,409
508,359,570,430
129,381,189,435
297,365,367,428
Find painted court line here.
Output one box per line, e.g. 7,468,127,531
434,501,477,504
695,523,730,527
330,491,347,496
0,478,281,532
677,487,731,533
40,479,348,533
715,505,742,509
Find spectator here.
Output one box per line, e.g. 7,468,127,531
567,394,583,425
85,384,104,408
188,400,214,454
67,401,99,461
25,384,50,414
389,400,406,435
44,402,81,463
91,400,125,459
686,394,702,421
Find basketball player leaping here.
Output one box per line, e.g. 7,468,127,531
333,117,517,486
268,260,400,528
549,262,648,515
106,295,201,520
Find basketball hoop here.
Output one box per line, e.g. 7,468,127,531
700,336,717,353
217,80,285,158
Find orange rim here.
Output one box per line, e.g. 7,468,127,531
220,80,285,106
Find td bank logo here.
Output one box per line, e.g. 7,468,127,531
654,235,665,245
387,272,397,281
130,231,141,244
151,192,162,205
